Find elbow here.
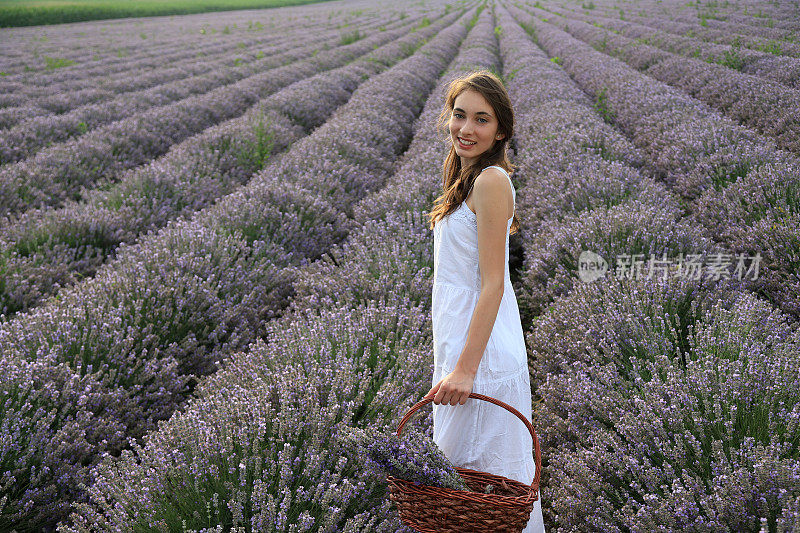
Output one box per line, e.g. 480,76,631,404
480,278,505,300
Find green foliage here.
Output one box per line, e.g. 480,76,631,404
594,86,615,123
505,66,521,81
339,29,361,45
755,39,782,55
592,34,609,52
467,5,484,29
582,1,595,8
414,16,430,30
716,47,744,70
520,20,536,41
0,0,342,28
43,55,75,69
709,160,752,191
235,111,275,171
550,56,563,65
494,24,502,37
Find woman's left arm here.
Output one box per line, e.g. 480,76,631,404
428,169,511,406
455,170,510,376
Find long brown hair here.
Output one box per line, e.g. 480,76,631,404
427,70,519,235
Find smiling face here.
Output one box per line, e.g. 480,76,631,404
448,89,505,168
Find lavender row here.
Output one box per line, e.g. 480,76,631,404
517,3,800,320
559,0,800,46
527,271,800,531
492,4,712,322
544,4,800,89
576,1,800,56
0,16,341,108
0,16,386,132
0,19,399,164
58,7,497,531
0,7,469,531
0,7,371,99
497,3,800,529
640,0,800,32
0,13,437,222
529,5,800,155
717,4,800,32
0,11,450,319
0,1,376,81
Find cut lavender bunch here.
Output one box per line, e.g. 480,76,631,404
338,423,472,493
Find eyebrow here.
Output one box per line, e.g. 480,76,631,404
453,107,492,117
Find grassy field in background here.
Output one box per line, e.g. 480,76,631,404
0,0,336,27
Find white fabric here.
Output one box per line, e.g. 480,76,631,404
431,165,545,532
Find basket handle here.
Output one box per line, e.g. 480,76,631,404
395,392,541,491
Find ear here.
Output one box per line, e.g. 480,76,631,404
495,132,505,140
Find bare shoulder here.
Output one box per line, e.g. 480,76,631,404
472,167,512,199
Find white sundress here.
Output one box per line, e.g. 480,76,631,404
431,165,545,532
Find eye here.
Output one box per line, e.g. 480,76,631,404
478,117,488,123
453,112,464,119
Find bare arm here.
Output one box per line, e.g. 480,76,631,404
455,168,510,376
429,168,513,406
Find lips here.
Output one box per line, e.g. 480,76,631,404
457,137,476,148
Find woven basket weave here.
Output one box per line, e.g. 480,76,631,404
386,392,541,532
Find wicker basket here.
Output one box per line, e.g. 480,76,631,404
386,392,541,532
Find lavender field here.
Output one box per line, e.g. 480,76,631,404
0,0,798,531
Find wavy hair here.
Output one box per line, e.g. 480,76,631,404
427,70,518,235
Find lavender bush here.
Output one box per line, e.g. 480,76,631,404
0,10,432,220
338,423,471,493
544,5,800,89
527,274,800,531
528,7,800,154
518,199,717,321
0,13,446,317
0,13,393,132
0,354,130,529
0,6,469,531
59,300,438,533
512,3,800,321
56,5,499,531
572,3,800,57
0,20,370,164
495,5,800,529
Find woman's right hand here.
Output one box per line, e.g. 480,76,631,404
427,367,475,406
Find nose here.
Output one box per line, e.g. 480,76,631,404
460,120,474,136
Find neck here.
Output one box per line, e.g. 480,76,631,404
459,155,476,168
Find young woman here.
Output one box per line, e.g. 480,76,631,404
426,70,545,532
